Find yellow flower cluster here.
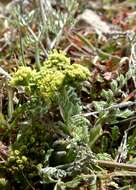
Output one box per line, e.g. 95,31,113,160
44,49,70,70
10,67,36,86
10,50,90,103
36,69,65,102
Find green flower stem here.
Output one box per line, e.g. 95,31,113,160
7,86,14,119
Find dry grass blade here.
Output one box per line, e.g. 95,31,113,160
96,160,136,171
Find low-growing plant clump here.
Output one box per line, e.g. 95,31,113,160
0,0,136,189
